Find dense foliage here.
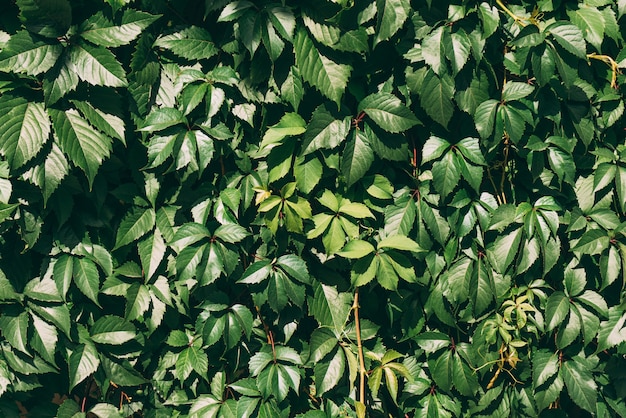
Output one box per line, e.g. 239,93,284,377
1,0,626,416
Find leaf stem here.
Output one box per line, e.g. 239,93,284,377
353,287,366,406
587,53,621,89
496,0,528,27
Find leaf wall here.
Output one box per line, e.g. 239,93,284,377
0,0,626,416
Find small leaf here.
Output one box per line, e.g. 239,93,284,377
301,105,350,155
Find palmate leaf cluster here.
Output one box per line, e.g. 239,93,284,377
0,0,625,416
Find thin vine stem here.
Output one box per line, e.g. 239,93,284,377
353,287,366,406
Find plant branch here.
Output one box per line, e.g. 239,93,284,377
353,287,366,406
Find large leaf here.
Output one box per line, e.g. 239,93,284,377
0,30,62,75
358,92,419,133
69,42,128,87
73,257,101,305
90,315,137,345
294,28,351,105
22,142,69,205
546,22,587,58
308,282,353,333
79,10,160,47
68,343,100,390
561,359,597,413
0,96,50,170
114,207,156,250
16,0,72,38
154,26,218,60
420,70,454,128
301,105,350,155
374,0,410,45
50,108,112,187
341,130,374,187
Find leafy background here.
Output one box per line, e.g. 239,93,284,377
0,0,626,416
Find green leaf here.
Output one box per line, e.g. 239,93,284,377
314,348,345,395
139,107,185,132
546,22,587,58
338,240,375,259
176,346,209,381
71,100,125,143
358,92,419,133
422,136,450,164
420,70,454,128
374,0,410,45
0,312,29,354
451,353,478,396
69,42,127,87
79,10,160,47
596,307,626,352
378,235,422,252
545,291,570,331
238,260,272,284
501,81,535,102
308,282,353,332
474,99,499,139
137,228,166,280
29,301,71,337
294,155,323,194
276,254,309,284
341,130,374,187
384,193,416,236
431,151,461,198
24,277,62,302
68,343,100,391
0,97,50,170
90,315,136,345
430,350,452,392
154,26,218,60
568,6,605,50
261,113,306,150
89,403,124,418
456,137,486,166
50,108,112,188
572,229,609,256
16,0,72,38
561,359,597,413
301,105,350,155
73,257,100,305
0,30,62,75
294,28,351,105
114,207,156,250
281,66,304,111
488,227,522,273
532,350,559,388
